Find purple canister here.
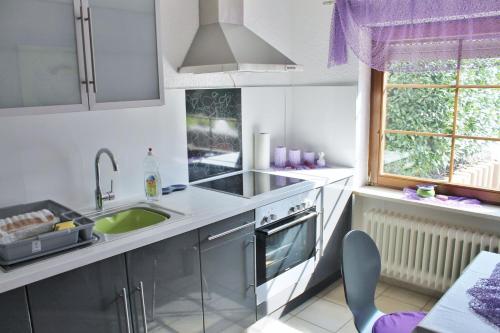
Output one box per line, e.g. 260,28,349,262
303,151,315,165
289,149,301,167
274,146,287,168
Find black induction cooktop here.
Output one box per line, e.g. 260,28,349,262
194,171,305,198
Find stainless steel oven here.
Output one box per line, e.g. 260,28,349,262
254,189,321,316
256,208,318,285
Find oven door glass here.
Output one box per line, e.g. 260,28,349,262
256,208,317,286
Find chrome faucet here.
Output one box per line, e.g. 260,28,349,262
95,148,118,210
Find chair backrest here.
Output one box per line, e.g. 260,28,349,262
342,230,381,332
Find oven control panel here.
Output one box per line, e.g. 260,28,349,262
255,188,321,228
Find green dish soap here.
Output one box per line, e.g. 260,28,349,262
144,148,162,201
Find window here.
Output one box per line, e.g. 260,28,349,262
369,58,500,203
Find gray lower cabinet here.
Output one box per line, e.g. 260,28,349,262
126,230,204,333
0,287,32,333
20,213,257,333
27,255,130,333
199,211,257,333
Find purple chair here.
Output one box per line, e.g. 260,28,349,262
341,230,426,333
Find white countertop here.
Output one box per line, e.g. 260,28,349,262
0,168,354,293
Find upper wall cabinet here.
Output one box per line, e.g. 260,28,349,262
85,0,162,109
0,0,163,116
0,0,84,111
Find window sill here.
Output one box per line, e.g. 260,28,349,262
354,186,500,222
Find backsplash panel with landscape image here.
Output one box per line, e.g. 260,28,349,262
186,88,242,182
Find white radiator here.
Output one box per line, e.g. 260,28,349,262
363,209,500,292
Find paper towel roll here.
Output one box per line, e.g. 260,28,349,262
254,133,271,170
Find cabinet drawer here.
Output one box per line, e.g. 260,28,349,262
199,211,257,332
199,210,255,243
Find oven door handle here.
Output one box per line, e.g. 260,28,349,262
262,212,318,236
207,221,256,241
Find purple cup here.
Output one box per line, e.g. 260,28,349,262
304,151,315,165
289,149,301,167
274,146,287,168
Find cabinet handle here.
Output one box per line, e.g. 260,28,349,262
207,221,256,241
77,5,89,93
137,281,149,333
120,288,132,333
262,212,318,236
249,235,257,291
250,234,258,320
86,7,97,93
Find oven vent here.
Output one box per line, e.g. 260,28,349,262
179,0,302,73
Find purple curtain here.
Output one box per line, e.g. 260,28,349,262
329,0,500,72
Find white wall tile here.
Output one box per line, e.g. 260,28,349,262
0,99,189,209
287,86,357,167
0,119,26,206
242,87,288,170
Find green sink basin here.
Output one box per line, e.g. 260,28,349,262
94,208,169,234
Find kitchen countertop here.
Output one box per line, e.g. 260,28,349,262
0,167,354,293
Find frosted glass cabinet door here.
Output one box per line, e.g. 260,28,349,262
87,0,161,106
0,0,85,110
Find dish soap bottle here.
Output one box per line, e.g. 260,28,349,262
144,148,162,201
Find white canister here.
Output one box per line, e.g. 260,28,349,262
289,149,301,167
254,133,271,170
274,146,287,168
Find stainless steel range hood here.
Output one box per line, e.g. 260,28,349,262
179,0,302,74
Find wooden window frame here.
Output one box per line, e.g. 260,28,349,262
369,69,500,204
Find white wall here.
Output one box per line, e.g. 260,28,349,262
0,1,365,210
243,86,358,170
242,87,289,170
162,0,294,88
162,0,359,88
0,91,188,209
290,0,359,86
287,86,358,167
354,64,371,187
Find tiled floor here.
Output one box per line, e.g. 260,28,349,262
247,281,439,333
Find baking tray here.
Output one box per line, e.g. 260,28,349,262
0,200,96,265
